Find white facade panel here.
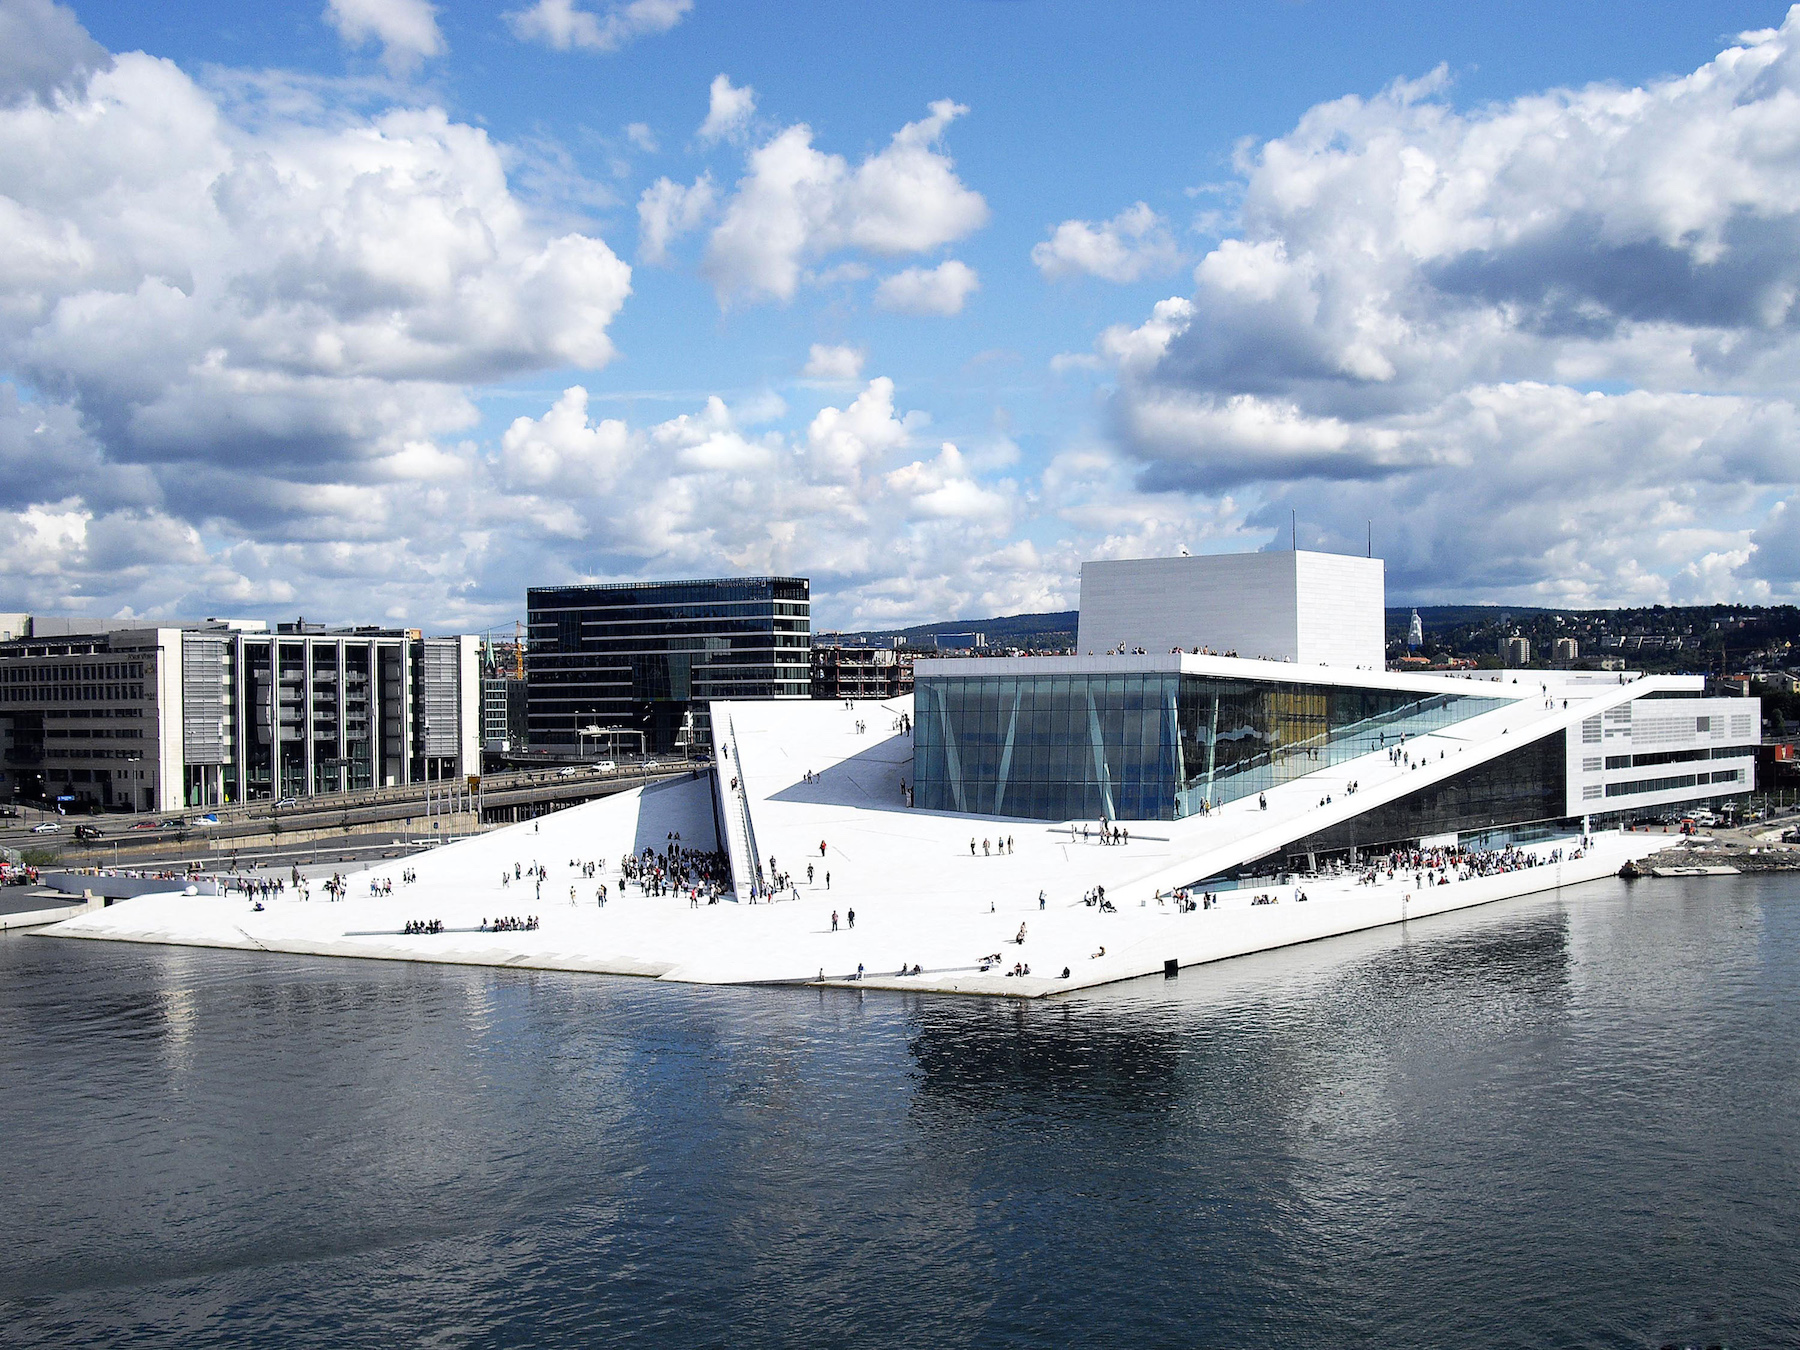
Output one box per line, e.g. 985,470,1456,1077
1564,694,1758,816
1078,551,1383,668
1293,553,1386,670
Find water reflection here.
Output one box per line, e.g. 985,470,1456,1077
2,879,1798,1349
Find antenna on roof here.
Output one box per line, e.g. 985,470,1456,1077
1367,519,1372,558
1291,509,1297,552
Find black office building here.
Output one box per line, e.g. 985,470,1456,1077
526,577,811,754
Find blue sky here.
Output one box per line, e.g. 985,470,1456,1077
1,0,1796,630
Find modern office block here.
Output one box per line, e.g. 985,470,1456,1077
526,577,810,754
0,621,480,812
1077,551,1385,670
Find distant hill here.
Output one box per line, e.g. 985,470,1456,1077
826,610,1077,649
823,600,1799,671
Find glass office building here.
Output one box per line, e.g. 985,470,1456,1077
913,666,1506,822
527,577,811,754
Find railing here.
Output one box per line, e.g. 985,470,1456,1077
715,712,763,902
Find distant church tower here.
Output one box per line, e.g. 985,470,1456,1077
1407,609,1423,651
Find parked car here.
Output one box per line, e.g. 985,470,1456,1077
30,821,62,834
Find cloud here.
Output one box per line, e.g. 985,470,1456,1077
506,0,690,53
637,172,716,263
0,31,633,621
501,385,633,493
0,0,110,106
803,343,865,380
323,0,445,73
874,259,979,316
1031,202,1183,283
806,376,915,480
482,375,1038,622
702,99,989,303
698,73,755,144
625,121,657,153
1084,11,1800,603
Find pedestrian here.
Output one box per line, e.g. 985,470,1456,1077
826,871,831,889
848,907,856,929
820,840,827,857
831,909,839,931
1039,889,1046,910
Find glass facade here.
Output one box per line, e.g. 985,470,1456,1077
913,669,1505,822
527,577,811,753
1275,733,1569,863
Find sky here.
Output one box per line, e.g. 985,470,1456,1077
3,0,1799,632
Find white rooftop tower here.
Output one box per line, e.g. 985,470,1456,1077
1076,550,1385,669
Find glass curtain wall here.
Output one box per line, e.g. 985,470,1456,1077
914,671,1505,822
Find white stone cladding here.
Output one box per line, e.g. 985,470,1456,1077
1077,551,1384,670
1562,685,1758,815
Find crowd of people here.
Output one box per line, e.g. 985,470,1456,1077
482,915,538,932
226,875,285,902
1353,841,1572,889
627,834,731,904
402,918,442,935
1066,820,1131,845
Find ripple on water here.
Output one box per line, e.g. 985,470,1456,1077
1,875,1798,1347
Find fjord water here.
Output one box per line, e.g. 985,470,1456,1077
2,877,1797,1348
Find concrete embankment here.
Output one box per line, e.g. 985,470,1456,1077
41,871,221,900
1,894,103,932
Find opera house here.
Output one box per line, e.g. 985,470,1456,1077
53,551,1749,995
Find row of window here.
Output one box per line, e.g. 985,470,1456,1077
2,685,145,703
1,661,146,682
1601,768,1743,798
1599,745,1753,770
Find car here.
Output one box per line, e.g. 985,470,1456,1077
131,820,160,831
274,796,297,809
74,825,103,842
159,818,187,829
556,766,579,777
590,761,616,773
30,821,62,834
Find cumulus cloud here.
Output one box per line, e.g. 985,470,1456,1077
637,172,716,263
803,343,865,380
703,99,989,303
0,0,110,105
0,14,634,622
698,73,755,144
506,0,690,52
1088,11,1800,603
874,259,979,316
489,375,1029,617
1031,202,1183,282
324,0,445,73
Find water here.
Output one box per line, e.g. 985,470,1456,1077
2,876,1797,1348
